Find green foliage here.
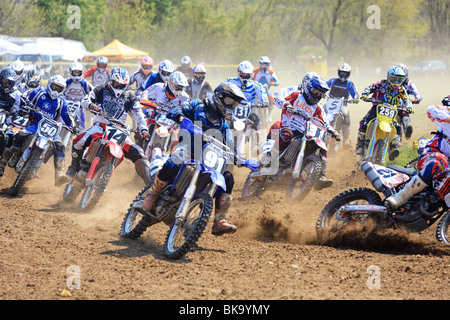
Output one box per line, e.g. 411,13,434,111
1,0,444,64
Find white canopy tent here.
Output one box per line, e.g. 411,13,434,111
0,39,22,56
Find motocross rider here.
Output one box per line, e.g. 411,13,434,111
64,62,94,130
224,60,269,155
252,56,280,124
11,60,26,86
66,67,152,185
396,63,422,139
8,75,74,186
267,76,340,189
385,101,450,211
134,82,246,236
326,63,360,147
137,71,190,149
129,56,154,90
175,55,193,80
185,64,213,100
136,59,174,98
0,67,25,177
356,66,412,160
17,69,42,95
82,56,110,87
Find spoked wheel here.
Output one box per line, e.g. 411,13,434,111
78,162,113,212
164,192,213,260
242,174,265,197
436,211,450,244
316,188,383,233
285,154,321,201
120,183,157,239
404,156,420,170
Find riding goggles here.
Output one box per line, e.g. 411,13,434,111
1,78,15,88
223,96,241,109
239,72,252,80
111,80,127,90
388,75,405,86
160,71,172,77
50,83,65,93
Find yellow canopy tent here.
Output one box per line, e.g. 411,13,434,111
91,39,149,61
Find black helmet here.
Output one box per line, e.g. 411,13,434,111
25,69,41,89
213,82,246,117
0,67,17,94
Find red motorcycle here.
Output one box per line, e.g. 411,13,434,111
62,110,137,211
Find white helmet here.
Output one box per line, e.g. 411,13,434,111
167,71,188,97
11,59,25,76
237,60,254,84
158,60,175,82
181,55,192,67
108,67,130,98
69,62,84,82
47,75,66,99
301,71,319,91
259,56,271,72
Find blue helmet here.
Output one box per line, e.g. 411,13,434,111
304,76,329,104
387,66,406,88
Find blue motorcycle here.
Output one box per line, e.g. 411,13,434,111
120,118,259,259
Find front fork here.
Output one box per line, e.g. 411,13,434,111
292,140,306,179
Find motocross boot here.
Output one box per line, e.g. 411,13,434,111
355,131,365,155
0,147,13,177
389,135,402,161
316,158,333,190
8,147,21,168
212,193,237,236
54,157,69,187
141,175,169,212
65,146,84,177
385,175,427,210
403,116,413,140
134,158,152,186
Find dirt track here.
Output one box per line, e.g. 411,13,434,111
0,146,449,302
1,75,449,302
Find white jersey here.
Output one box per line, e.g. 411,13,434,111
141,82,190,113
426,104,450,157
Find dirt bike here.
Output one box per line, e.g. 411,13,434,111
404,137,428,170
323,96,356,153
359,98,399,167
120,118,259,259
316,160,450,244
144,110,178,180
242,111,337,201
9,107,74,197
228,101,252,158
60,100,81,148
62,110,138,211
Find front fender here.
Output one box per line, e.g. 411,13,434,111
35,136,50,151
203,169,227,192
106,141,124,159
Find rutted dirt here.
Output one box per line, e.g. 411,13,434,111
0,75,449,301
0,149,448,301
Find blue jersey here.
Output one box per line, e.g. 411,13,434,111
224,77,268,106
166,99,233,147
140,72,164,92
28,88,71,127
326,78,359,100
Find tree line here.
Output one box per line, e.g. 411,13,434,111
1,0,448,69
